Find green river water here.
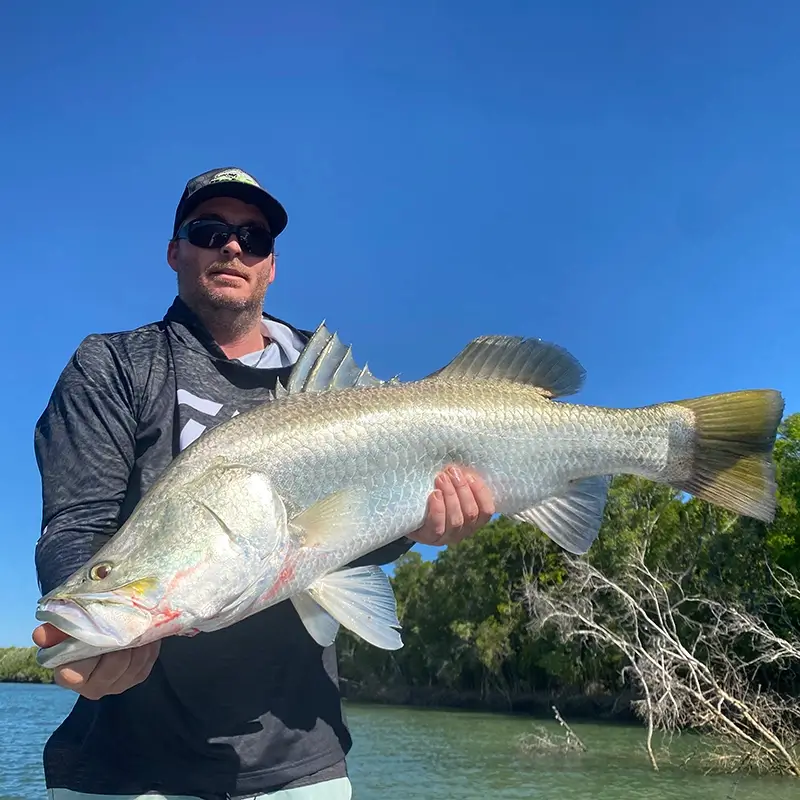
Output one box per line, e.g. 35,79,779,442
1,682,796,799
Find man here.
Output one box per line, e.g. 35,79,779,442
32,167,495,799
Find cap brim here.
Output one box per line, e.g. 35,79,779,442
174,182,288,237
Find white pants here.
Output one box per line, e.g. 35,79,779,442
47,777,352,800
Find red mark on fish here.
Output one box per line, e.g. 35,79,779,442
259,558,296,604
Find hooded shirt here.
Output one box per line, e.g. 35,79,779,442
33,296,413,798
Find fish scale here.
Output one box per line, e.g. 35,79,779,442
35,326,785,668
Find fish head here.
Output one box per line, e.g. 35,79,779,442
36,565,160,650
36,463,290,655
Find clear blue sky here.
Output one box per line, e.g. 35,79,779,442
1,1,798,647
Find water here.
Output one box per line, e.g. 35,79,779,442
1,682,797,799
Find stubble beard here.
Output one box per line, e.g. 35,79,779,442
182,260,270,339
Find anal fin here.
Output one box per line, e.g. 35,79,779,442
290,592,340,647
512,475,611,554
292,565,403,650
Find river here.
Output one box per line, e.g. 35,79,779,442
1,682,796,799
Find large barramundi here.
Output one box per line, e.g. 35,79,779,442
35,326,784,668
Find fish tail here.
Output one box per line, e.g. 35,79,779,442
668,389,784,523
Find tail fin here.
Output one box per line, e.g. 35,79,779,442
672,389,784,523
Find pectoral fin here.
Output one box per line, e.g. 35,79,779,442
512,475,612,554
291,489,368,550
291,565,403,650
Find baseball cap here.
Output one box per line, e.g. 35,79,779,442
172,167,288,238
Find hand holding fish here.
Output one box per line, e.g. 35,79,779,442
408,465,495,546
31,466,491,700
32,622,159,700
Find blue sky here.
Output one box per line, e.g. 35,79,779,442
1,1,799,647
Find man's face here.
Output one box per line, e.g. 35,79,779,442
167,196,276,315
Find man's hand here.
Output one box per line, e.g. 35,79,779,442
408,465,495,546
32,622,160,701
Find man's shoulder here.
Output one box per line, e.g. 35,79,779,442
73,317,169,361
61,318,172,400
80,316,167,345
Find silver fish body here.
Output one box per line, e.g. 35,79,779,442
35,329,784,668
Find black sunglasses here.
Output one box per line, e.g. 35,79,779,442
175,218,274,257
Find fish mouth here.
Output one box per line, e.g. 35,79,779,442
35,632,110,669
36,595,153,649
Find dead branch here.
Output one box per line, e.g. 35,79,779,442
518,706,587,757
552,705,587,752
524,552,800,776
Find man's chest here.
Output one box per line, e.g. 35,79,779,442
123,349,290,519
171,350,288,451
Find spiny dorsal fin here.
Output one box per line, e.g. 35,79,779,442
426,335,585,398
278,322,394,396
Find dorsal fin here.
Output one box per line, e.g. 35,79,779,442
426,335,585,398
277,323,392,397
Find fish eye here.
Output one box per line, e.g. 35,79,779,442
89,562,113,581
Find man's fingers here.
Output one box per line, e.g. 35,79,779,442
467,471,496,523
427,488,447,538
405,465,496,547
438,470,464,534
439,467,494,544
54,655,101,690
79,649,134,699
123,642,160,689
53,643,161,700
32,622,69,649
448,467,479,527
411,489,447,545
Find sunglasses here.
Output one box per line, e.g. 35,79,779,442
175,217,274,257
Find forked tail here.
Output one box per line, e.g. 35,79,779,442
670,389,785,523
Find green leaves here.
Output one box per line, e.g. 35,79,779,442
0,647,54,683
768,413,800,574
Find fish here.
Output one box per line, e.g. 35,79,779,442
35,325,785,669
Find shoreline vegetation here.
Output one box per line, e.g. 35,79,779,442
0,646,638,722
4,412,800,776
0,648,638,722
0,646,53,684
339,680,640,722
